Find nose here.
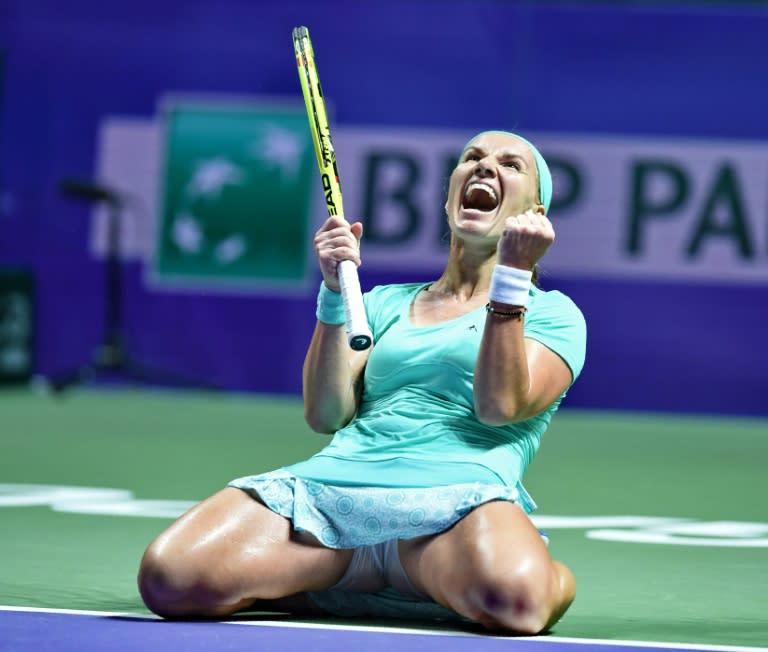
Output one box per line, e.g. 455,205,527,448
474,156,495,178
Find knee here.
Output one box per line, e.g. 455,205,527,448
137,542,191,617
462,564,556,635
137,542,230,619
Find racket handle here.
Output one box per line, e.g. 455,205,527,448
337,259,372,351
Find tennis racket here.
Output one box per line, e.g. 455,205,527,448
292,26,372,351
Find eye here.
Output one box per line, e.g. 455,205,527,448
463,153,481,162
502,160,522,170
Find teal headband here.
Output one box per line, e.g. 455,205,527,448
464,131,553,213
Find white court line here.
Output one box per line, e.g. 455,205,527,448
1,605,766,652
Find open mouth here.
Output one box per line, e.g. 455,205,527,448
462,182,499,212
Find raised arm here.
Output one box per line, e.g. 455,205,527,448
303,217,370,433
474,211,573,425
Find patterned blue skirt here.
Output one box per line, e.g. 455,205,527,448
228,469,542,621
228,468,535,549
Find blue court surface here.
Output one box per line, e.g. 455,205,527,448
3,608,766,652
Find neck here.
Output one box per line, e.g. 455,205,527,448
429,237,496,301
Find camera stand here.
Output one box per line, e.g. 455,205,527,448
49,181,219,394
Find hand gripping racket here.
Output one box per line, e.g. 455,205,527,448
292,26,373,351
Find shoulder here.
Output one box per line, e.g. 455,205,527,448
364,282,426,303
525,286,587,382
363,282,425,314
529,287,585,327
363,282,425,339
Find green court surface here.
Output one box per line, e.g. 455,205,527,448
1,388,766,647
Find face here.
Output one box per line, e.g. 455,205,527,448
445,131,542,241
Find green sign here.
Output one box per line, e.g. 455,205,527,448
153,99,315,291
0,268,34,384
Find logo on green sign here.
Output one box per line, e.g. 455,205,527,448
153,100,315,291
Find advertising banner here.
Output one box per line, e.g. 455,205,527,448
153,99,316,290
92,104,768,290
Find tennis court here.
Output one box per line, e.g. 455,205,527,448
2,388,766,650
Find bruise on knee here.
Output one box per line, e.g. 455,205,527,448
138,546,236,618
462,569,556,636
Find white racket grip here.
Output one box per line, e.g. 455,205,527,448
337,259,372,351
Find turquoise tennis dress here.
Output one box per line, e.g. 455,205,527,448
229,281,586,617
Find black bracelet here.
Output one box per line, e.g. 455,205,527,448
485,303,527,319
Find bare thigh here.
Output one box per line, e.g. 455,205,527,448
398,500,575,634
138,487,354,617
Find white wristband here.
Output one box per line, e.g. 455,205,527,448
488,265,532,307
316,281,346,324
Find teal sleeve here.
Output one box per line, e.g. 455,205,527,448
363,283,416,344
524,290,587,382
362,285,392,344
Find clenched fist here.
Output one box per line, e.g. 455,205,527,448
314,216,363,292
496,210,555,271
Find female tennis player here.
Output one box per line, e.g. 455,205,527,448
138,130,587,634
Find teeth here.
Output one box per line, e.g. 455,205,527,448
464,182,497,203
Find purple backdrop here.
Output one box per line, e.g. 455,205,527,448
0,1,766,414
